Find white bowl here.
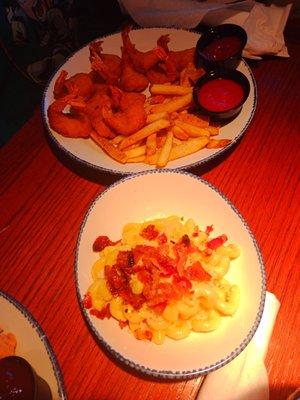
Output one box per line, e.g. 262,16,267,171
75,171,266,378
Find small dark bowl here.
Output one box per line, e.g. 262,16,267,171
0,356,52,400
196,24,247,71
193,69,250,121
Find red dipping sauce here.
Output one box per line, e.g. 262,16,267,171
0,356,34,399
197,78,244,112
202,36,242,61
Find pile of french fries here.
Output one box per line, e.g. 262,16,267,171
91,84,231,168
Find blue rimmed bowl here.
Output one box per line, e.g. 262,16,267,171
0,291,66,400
75,170,266,379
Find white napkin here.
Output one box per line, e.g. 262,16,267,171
197,291,280,400
119,0,292,58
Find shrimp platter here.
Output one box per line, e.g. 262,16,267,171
44,27,256,173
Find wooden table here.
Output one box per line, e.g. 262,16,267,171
1,25,299,400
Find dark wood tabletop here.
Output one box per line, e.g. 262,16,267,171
1,16,299,400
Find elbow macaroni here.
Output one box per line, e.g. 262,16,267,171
86,216,241,344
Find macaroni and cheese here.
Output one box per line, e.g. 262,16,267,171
84,216,240,344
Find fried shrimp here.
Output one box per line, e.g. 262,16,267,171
157,35,196,72
121,26,160,73
53,70,94,100
48,85,92,138
84,93,112,119
89,41,121,85
180,63,205,87
102,88,147,136
119,47,149,92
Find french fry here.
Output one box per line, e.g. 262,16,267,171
168,137,209,161
125,145,146,159
206,123,221,136
172,137,184,146
124,140,144,150
156,133,167,148
146,150,159,165
90,132,127,163
150,84,192,96
111,135,125,145
157,131,174,168
174,120,210,137
146,112,168,124
206,139,232,149
171,125,189,140
119,119,170,150
150,93,193,114
126,155,146,163
146,133,157,156
177,112,210,128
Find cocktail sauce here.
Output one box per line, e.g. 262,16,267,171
197,78,244,112
202,36,242,61
0,356,34,399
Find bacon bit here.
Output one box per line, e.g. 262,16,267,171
206,234,228,250
158,233,167,244
185,261,211,281
140,224,159,240
93,235,118,252
174,243,188,276
120,290,145,310
83,293,92,309
105,265,127,295
134,328,153,341
144,330,153,341
149,94,166,105
159,264,177,277
145,281,181,306
119,320,128,329
90,304,111,319
181,234,190,246
173,275,192,292
137,270,153,283
128,251,135,267
205,225,214,235
116,251,135,277
151,301,167,314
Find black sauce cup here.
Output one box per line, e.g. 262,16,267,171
196,24,248,71
0,356,53,400
193,69,250,121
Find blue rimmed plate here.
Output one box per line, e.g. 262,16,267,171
0,291,66,399
42,28,257,176
75,170,266,379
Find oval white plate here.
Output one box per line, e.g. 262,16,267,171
42,28,257,175
75,170,266,379
0,291,66,399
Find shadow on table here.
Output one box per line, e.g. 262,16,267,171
44,132,124,186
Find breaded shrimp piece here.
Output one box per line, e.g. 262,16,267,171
48,85,92,138
119,47,149,92
102,88,147,136
54,70,94,100
157,34,196,72
89,40,121,85
121,26,160,73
